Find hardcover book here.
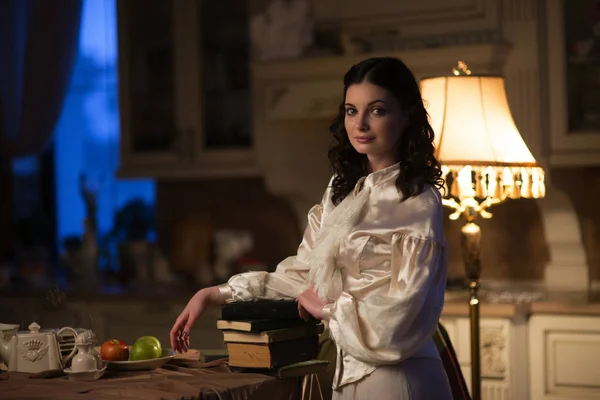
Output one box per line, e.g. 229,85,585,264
226,335,319,369
221,299,318,322
222,323,324,344
216,318,316,332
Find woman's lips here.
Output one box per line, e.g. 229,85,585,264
355,136,375,143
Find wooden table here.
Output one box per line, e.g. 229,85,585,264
0,359,303,400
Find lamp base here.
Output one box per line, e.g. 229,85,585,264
468,278,481,400
461,221,482,400
461,222,481,280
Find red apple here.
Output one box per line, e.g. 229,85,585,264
100,339,129,361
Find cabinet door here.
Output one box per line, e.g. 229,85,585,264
547,0,600,165
174,0,258,177
529,315,600,400
117,0,187,176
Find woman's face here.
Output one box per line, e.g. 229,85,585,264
344,82,407,171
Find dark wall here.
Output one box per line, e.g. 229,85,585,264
156,178,301,270
156,167,600,282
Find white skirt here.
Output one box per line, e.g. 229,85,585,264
332,358,452,400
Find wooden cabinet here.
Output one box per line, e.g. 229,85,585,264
529,315,600,400
116,0,259,179
442,304,600,400
546,0,600,165
440,315,529,400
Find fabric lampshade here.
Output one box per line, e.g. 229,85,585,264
420,74,545,201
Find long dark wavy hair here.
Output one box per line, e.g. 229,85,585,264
328,57,444,205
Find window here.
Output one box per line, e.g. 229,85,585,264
54,0,155,271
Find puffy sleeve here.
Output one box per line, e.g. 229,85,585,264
321,233,447,365
218,186,330,302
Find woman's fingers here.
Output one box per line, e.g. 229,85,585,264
179,311,199,353
297,288,328,320
170,291,208,353
179,331,190,353
170,312,188,353
297,299,310,321
297,293,308,320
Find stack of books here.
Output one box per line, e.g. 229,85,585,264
218,299,324,369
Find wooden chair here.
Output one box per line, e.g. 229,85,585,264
433,323,472,400
317,322,472,400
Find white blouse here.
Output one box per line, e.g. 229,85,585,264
218,163,447,388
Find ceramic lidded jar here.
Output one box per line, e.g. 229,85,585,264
70,331,98,372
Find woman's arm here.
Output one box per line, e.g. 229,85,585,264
322,234,447,364
170,186,330,352
169,285,226,352
221,200,324,301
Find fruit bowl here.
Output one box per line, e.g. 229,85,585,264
96,348,175,371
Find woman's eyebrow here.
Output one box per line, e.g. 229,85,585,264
344,100,388,107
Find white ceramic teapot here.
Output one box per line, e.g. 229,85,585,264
0,322,78,373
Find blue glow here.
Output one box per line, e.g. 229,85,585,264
55,0,155,270
79,0,117,64
11,155,38,175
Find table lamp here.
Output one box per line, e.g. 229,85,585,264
420,62,546,400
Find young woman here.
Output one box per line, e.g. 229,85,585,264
170,57,452,399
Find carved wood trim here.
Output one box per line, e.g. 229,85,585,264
313,0,500,38
481,324,508,379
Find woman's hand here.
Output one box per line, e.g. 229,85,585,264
297,287,330,321
170,286,224,353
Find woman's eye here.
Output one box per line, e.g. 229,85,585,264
371,107,386,115
345,108,357,116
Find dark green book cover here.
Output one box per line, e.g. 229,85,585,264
221,299,319,322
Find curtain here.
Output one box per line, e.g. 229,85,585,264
0,0,83,158
0,0,82,262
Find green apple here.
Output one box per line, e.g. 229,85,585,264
130,337,162,360
137,336,162,355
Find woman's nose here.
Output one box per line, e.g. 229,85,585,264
356,113,369,131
